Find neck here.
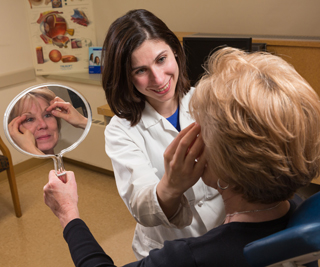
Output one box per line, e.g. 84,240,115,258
222,194,290,224
147,97,178,118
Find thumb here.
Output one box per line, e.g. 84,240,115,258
48,170,61,183
57,171,75,184
18,123,27,134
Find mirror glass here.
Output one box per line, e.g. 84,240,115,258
3,83,92,175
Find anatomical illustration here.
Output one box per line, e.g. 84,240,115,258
37,11,74,48
28,0,51,9
26,0,95,74
71,9,89,27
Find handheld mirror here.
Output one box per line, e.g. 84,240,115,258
3,83,92,177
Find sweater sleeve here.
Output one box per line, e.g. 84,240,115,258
63,218,116,267
63,219,195,267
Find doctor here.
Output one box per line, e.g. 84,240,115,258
102,9,225,259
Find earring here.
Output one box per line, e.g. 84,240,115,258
217,179,229,190
174,53,177,57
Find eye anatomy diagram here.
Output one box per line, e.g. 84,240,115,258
26,0,96,75
38,11,74,48
71,9,89,27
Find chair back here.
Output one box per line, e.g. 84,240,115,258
243,192,320,267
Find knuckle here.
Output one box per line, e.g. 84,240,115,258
179,139,189,148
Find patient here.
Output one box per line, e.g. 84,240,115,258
8,87,61,155
8,87,88,155
43,47,320,266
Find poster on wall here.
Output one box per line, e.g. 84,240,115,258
25,0,96,75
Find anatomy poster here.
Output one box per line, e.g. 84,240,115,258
26,0,96,75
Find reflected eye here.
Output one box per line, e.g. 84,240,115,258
24,117,34,123
44,113,53,118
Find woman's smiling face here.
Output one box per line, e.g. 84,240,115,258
21,97,59,154
131,39,179,112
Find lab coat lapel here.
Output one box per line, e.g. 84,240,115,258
141,102,179,133
179,91,194,130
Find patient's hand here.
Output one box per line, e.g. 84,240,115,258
8,115,44,155
47,97,88,129
43,170,80,228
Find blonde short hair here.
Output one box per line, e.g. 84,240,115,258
190,47,320,204
9,87,61,131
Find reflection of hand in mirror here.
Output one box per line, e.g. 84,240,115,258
8,115,44,155
46,97,88,129
8,87,61,155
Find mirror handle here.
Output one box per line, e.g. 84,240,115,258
52,155,66,178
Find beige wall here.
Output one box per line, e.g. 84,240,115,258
1,0,320,165
0,76,107,166
93,0,320,45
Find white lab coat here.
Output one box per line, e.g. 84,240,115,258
105,87,225,259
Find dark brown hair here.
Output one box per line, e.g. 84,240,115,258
101,9,190,126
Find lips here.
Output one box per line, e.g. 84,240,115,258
36,135,51,141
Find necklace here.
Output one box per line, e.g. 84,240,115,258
225,202,281,218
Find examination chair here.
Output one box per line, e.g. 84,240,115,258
243,191,320,267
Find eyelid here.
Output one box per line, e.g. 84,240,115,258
23,117,33,123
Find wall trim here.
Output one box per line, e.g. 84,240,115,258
0,158,50,182
0,67,36,89
64,157,114,177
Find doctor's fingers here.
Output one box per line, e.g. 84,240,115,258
189,147,207,178
164,123,197,162
172,123,202,165
184,132,205,164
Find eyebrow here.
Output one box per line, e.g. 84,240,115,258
131,49,168,71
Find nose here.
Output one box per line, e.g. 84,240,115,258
37,118,48,130
149,67,165,86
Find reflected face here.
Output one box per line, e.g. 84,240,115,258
21,97,59,154
131,40,179,111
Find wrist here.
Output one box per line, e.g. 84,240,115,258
158,175,184,199
156,179,183,219
79,117,88,129
59,209,80,229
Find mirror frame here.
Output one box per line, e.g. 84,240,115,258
3,83,92,160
